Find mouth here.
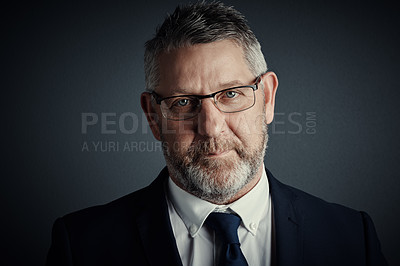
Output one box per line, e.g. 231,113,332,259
205,150,232,157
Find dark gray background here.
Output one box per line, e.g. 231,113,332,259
4,0,399,265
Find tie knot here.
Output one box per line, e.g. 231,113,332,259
205,213,241,244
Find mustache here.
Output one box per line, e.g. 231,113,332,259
186,138,244,162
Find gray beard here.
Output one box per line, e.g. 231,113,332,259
162,123,268,204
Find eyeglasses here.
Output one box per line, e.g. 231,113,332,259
151,76,261,121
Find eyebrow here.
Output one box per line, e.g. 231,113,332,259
218,80,246,88
171,80,247,96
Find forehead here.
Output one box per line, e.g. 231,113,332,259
157,39,253,95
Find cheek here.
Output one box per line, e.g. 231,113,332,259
226,111,265,139
159,119,196,148
160,118,197,135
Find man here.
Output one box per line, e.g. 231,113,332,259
46,2,387,265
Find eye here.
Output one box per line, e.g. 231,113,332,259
176,99,189,106
225,91,238,98
165,97,198,109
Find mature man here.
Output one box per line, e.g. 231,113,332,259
47,2,387,265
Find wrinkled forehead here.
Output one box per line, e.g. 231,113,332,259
156,40,254,95
156,40,253,96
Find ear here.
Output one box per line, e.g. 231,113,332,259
140,92,162,141
261,71,278,124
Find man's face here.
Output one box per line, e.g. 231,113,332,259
141,40,277,204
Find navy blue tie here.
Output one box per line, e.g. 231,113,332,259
205,213,249,266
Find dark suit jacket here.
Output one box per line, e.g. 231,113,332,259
46,167,387,265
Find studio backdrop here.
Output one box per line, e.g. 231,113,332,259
4,0,399,265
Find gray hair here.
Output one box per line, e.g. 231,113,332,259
144,1,268,92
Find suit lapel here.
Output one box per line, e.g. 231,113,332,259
136,167,183,266
267,169,304,266
135,167,303,266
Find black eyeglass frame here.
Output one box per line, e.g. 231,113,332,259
151,75,262,120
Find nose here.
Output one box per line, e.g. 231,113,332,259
197,99,226,138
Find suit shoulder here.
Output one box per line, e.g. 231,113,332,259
58,169,168,231
290,183,356,210
61,183,155,230
269,173,363,225
268,172,388,265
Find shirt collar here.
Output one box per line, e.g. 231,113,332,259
167,165,270,237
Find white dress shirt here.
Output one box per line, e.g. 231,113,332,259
166,165,272,266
